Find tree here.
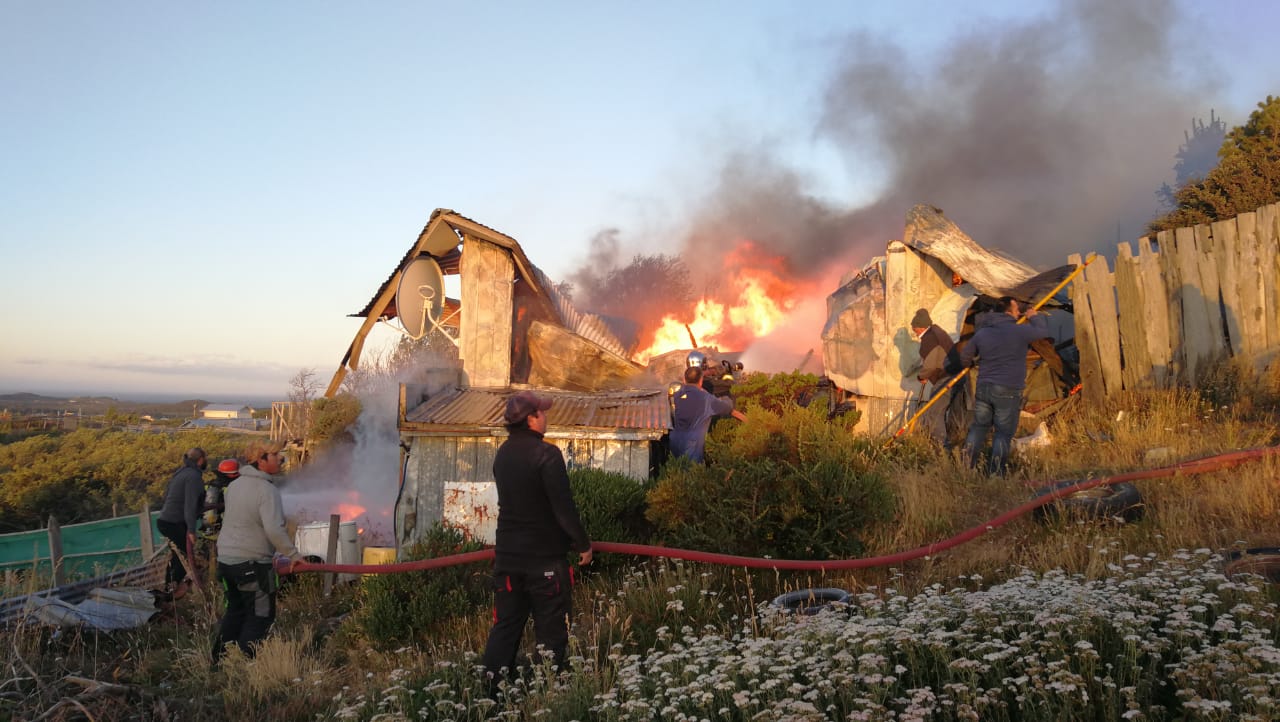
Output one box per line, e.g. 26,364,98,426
1150,96,1280,232
287,368,321,441
1157,110,1226,210
567,252,695,352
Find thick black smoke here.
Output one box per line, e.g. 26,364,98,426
571,0,1218,315
820,0,1209,267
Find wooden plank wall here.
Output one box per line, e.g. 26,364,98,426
459,238,514,387
1070,202,1280,398
400,434,653,545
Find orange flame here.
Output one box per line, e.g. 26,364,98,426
336,502,367,521
635,241,806,363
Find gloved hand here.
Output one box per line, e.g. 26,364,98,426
273,553,299,575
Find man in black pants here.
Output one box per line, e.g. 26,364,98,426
156,447,207,597
482,390,592,685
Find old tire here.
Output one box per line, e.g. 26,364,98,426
1224,548,1280,583
770,588,851,615
1032,479,1144,523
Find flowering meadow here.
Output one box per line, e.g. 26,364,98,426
324,549,1280,721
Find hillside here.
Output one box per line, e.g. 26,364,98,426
0,392,213,419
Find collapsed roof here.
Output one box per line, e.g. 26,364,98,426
822,204,1074,399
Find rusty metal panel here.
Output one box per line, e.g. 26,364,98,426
444,482,498,543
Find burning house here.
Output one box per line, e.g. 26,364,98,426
329,210,674,549
822,204,1079,436
318,204,1081,550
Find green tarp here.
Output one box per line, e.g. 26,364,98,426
0,512,166,582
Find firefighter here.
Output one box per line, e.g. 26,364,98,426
670,354,747,463
201,458,240,540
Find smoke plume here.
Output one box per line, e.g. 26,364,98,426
567,0,1218,366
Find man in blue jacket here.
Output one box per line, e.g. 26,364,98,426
670,365,746,463
958,297,1049,475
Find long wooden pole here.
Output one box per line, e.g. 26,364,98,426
888,254,1096,441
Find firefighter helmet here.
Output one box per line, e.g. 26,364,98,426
216,458,241,478
686,350,707,368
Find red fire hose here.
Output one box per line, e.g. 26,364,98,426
278,444,1279,576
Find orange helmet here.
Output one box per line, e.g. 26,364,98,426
216,459,240,478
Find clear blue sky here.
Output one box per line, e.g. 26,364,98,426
0,1,1272,401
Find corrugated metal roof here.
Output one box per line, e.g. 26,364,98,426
404,387,671,431
534,266,632,358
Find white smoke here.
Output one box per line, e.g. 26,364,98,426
280,379,400,546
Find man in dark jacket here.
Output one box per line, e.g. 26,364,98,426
156,447,207,595
482,391,592,683
910,308,966,446
911,308,961,385
958,297,1049,474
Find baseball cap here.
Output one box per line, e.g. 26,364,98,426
503,390,553,425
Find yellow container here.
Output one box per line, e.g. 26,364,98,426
362,546,396,565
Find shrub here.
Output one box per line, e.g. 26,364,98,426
568,468,654,550
646,405,894,560
0,428,241,532
730,370,822,413
308,394,361,449
357,523,489,648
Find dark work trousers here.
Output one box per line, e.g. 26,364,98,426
481,558,575,678
155,518,189,585
212,560,277,662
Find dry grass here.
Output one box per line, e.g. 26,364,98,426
3,380,1279,721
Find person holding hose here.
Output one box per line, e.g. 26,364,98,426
958,296,1048,475
670,361,746,464
482,391,593,689
212,440,303,663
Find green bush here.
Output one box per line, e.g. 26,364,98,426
357,523,489,648
730,370,822,413
568,468,654,569
647,405,893,560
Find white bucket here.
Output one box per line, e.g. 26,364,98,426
295,520,361,583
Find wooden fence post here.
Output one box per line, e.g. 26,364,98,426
1086,254,1122,396
1068,253,1101,404
1256,203,1280,349
1235,212,1265,356
1174,225,1215,381
1114,243,1151,390
139,501,154,559
1136,237,1173,386
47,515,64,587
323,513,340,597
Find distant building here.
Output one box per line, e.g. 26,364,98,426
199,404,253,420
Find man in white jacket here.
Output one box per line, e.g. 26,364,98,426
213,440,303,663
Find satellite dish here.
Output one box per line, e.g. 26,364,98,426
395,257,445,340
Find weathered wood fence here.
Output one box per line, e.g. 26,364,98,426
1069,202,1280,403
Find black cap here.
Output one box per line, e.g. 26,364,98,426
503,391,553,425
